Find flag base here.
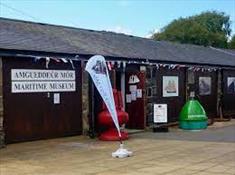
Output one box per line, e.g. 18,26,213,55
112,144,132,158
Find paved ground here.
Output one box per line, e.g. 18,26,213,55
139,123,235,143
0,121,235,175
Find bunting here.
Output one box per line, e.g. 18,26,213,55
29,55,230,72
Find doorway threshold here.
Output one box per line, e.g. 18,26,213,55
125,129,145,135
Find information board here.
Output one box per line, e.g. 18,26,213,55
153,104,168,123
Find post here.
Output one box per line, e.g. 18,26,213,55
88,77,95,138
121,62,126,110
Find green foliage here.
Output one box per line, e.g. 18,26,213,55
152,11,231,48
229,35,235,49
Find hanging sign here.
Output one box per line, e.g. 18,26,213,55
137,89,142,98
129,85,137,92
131,91,137,101
126,94,132,103
153,104,168,123
53,93,60,104
11,69,76,93
128,75,140,84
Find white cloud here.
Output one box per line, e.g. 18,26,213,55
106,26,132,35
153,28,160,33
145,28,160,38
145,33,152,39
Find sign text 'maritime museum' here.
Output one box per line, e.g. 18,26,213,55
11,69,76,93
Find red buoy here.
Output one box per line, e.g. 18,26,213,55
98,89,129,141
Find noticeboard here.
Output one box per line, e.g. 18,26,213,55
153,104,168,123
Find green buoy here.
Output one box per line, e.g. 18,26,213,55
179,96,207,130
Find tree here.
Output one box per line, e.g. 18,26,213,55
152,11,231,48
228,35,235,49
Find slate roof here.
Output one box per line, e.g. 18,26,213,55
0,17,235,67
220,49,235,56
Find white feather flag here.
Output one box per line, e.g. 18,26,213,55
85,55,121,138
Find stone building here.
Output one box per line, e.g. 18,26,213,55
0,18,234,147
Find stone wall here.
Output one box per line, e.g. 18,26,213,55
0,57,4,148
217,70,222,118
81,61,89,135
145,66,157,126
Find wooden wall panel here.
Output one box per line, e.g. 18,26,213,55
194,71,218,119
154,67,186,123
3,57,82,143
222,70,235,117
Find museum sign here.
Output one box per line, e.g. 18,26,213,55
11,69,76,93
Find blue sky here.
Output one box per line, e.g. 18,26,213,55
0,0,235,37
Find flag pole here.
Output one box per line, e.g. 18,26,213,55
119,137,123,144
112,68,124,146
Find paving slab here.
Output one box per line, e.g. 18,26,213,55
0,121,235,175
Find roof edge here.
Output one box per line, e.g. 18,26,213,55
1,48,235,69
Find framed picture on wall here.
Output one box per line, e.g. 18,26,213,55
162,76,179,97
227,77,235,94
199,77,211,95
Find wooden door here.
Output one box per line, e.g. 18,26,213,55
222,70,235,117
155,68,186,122
195,71,217,118
125,70,145,129
3,57,82,143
